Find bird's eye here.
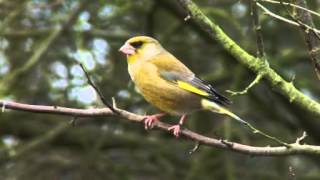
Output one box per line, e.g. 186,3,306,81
130,41,143,49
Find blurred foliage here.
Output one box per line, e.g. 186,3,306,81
0,0,320,179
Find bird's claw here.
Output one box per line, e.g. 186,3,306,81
143,113,165,130
144,115,158,129
168,125,181,138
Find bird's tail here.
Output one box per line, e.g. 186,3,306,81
201,99,248,125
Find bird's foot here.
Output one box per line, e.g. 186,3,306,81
143,113,165,129
168,125,181,138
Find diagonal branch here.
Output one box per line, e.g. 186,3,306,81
1,100,320,156
258,0,320,80
259,0,320,18
0,123,69,161
79,63,118,113
251,0,265,58
256,2,320,34
176,0,320,120
0,0,90,93
226,73,263,96
225,1,266,96
294,0,320,80
0,0,29,34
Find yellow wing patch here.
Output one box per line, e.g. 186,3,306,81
177,81,209,97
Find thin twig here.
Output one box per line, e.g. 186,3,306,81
1,101,7,112
259,0,320,18
279,0,320,41
189,141,200,154
1,0,90,93
220,139,234,148
225,1,265,96
175,0,320,146
2,27,61,85
251,0,265,58
241,120,290,147
79,63,118,114
69,116,77,127
295,131,307,144
226,73,263,96
287,0,320,79
256,2,320,34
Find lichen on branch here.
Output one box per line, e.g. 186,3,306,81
177,0,320,118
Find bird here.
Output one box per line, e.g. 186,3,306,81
119,36,247,137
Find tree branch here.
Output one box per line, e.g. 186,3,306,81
0,123,69,161
225,1,266,96
1,100,320,156
256,2,320,34
81,56,287,146
294,0,320,80
176,0,320,119
226,74,263,96
79,63,118,113
258,0,320,79
0,0,90,93
258,0,320,18
251,0,265,58
0,0,29,34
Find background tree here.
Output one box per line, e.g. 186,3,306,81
1,0,320,179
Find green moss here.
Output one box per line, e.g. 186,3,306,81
178,0,320,117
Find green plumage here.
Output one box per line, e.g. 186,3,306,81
131,52,202,115
128,47,231,115
121,36,248,134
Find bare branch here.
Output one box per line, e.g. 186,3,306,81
294,0,320,79
259,0,320,18
251,0,265,58
226,73,263,96
79,63,118,114
295,131,307,145
256,3,320,34
1,100,320,156
0,0,90,93
82,64,285,146
175,0,320,123
189,141,200,154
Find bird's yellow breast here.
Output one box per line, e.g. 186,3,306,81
129,62,201,115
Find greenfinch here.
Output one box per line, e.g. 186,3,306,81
119,36,246,137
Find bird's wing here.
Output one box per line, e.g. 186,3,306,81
149,52,231,106
148,52,193,74
160,71,230,106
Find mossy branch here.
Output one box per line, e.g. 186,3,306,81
177,0,320,118
226,73,263,96
0,123,69,161
258,0,320,18
294,0,320,80
0,0,90,95
2,27,61,85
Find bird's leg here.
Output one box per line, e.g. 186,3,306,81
168,114,187,137
144,113,166,129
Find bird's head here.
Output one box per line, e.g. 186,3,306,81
119,36,164,64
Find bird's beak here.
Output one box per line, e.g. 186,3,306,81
119,43,135,56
